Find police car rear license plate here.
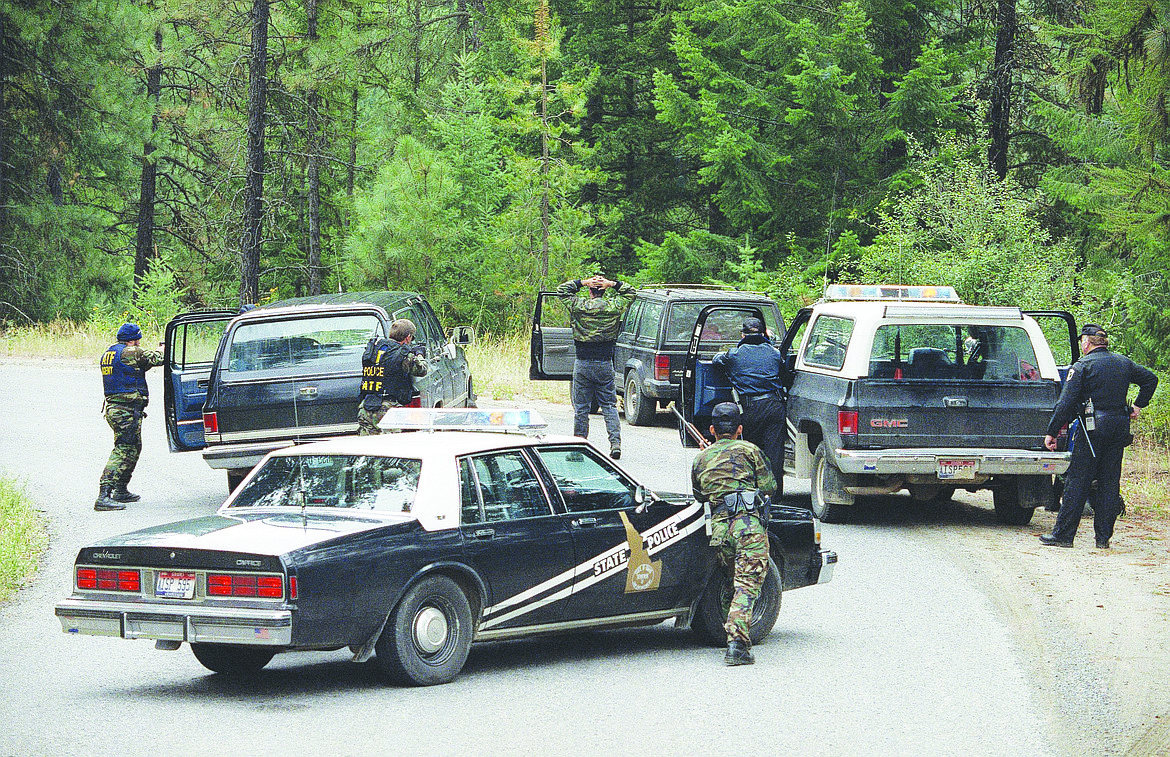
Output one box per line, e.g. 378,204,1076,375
937,459,976,480
156,572,196,599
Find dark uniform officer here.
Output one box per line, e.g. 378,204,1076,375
691,402,776,666
96,323,165,511
357,319,429,435
1041,324,1158,548
711,317,787,493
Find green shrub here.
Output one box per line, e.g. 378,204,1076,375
0,478,47,603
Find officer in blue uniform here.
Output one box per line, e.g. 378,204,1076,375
712,317,788,494
96,323,165,511
1041,324,1158,548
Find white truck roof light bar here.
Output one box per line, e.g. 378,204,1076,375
378,407,548,435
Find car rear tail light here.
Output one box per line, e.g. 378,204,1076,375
289,576,298,600
208,573,284,599
77,568,140,592
202,412,219,434
407,396,422,408
654,355,670,381
838,410,859,436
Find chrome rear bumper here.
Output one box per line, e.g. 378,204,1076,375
56,598,292,646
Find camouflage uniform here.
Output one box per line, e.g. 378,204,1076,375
100,343,164,490
357,341,428,435
692,437,776,646
556,278,635,455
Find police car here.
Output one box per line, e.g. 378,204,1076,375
56,409,835,686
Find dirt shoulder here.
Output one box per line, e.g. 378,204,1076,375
941,495,1170,756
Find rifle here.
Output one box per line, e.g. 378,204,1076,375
671,403,710,449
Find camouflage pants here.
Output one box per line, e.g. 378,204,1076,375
710,511,770,646
100,403,143,487
357,399,403,435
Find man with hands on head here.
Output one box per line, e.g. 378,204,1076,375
556,273,636,459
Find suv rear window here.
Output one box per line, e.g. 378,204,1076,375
869,324,1040,381
224,314,381,379
664,301,781,345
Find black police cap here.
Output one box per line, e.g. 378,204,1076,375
711,402,741,432
1080,323,1107,338
741,317,764,334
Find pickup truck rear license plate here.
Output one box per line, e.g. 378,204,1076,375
937,459,977,480
156,572,196,599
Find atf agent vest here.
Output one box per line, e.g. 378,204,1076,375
360,338,413,409
101,343,149,397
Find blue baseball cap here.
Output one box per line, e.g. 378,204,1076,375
116,323,143,342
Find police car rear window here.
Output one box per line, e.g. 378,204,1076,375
229,454,422,512
869,324,1040,381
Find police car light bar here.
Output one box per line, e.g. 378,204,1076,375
824,284,963,303
377,407,548,435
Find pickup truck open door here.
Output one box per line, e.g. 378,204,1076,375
678,303,771,448
1024,311,1079,384
529,291,576,380
163,310,237,452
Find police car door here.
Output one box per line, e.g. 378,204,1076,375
532,445,709,621
529,291,575,380
460,450,576,635
678,304,769,447
1024,311,1079,384
163,310,236,452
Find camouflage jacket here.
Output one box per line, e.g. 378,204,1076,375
556,279,636,343
691,437,776,503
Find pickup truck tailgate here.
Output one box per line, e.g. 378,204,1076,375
851,378,1060,450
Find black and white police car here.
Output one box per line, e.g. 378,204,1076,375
57,409,835,686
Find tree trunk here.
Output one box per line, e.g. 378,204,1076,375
987,0,1016,181
134,28,163,294
240,0,270,306
306,0,322,295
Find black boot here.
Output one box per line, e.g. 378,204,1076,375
724,640,755,666
94,485,125,511
111,484,140,503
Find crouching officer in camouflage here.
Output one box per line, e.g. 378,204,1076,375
357,319,429,435
691,402,776,665
95,323,165,511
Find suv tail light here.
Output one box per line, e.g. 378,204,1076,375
77,568,140,592
838,410,859,436
407,396,422,408
208,573,284,599
654,355,670,382
202,412,219,434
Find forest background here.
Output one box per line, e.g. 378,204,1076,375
2,0,1169,439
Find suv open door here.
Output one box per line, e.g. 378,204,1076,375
163,310,236,452
678,303,771,448
529,291,576,380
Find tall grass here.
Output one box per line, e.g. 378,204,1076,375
1,320,161,361
464,332,571,405
0,478,48,603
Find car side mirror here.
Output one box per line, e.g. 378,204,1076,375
450,325,475,346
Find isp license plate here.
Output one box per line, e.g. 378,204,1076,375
156,571,196,599
937,459,977,480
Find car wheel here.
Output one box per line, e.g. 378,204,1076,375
624,373,655,426
811,443,850,523
190,643,276,675
691,558,782,648
227,469,248,493
375,574,474,686
993,481,1035,525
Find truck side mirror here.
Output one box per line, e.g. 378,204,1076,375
449,325,475,346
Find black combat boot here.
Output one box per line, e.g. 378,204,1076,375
111,484,141,503
724,641,754,666
94,485,125,512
